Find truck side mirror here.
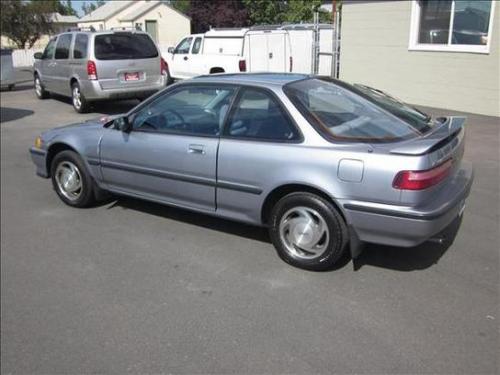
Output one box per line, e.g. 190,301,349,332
34,52,43,59
167,47,175,54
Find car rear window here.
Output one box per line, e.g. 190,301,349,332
94,33,158,60
284,78,434,143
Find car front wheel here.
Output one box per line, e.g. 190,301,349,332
269,192,348,271
34,75,49,99
51,150,95,207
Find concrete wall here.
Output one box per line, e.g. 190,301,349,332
132,4,190,47
77,2,190,48
339,0,500,117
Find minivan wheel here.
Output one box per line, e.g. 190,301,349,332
51,150,95,207
71,82,90,113
34,75,49,99
269,192,348,271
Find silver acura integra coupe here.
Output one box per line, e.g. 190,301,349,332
30,73,473,270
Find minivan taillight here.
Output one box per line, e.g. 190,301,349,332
239,59,246,72
87,60,97,80
393,159,453,190
161,57,168,75
289,56,293,72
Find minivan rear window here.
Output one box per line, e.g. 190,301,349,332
94,33,158,60
284,78,434,143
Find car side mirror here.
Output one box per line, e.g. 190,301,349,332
34,52,43,60
114,116,132,133
167,47,175,54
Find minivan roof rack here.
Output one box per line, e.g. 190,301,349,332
110,26,138,32
66,27,95,32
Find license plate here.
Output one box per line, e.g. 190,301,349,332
124,72,140,81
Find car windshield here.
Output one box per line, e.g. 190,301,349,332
94,33,158,60
284,78,435,142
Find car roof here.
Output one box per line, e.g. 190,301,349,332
191,73,311,87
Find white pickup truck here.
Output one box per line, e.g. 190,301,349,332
164,28,293,80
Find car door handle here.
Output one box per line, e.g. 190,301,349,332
183,56,188,61
188,144,205,154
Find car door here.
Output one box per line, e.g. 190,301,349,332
188,36,204,77
52,33,73,95
99,84,237,212
39,37,58,90
217,87,303,222
169,37,193,79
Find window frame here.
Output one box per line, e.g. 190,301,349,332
129,83,240,139
191,37,203,54
221,86,304,144
408,0,496,54
42,37,57,60
54,33,73,60
72,33,88,59
174,37,193,54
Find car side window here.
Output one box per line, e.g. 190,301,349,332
191,37,202,54
42,38,57,60
224,88,300,141
131,85,236,136
55,34,72,60
73,34,88,59
175,37,193,54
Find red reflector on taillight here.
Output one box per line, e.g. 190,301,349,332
239,59,246,72
87,60,97,80
393,159,453,190
161,57,168,75
289,56,293,72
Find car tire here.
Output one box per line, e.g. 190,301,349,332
269,192,348,271
34,75,49,99
50,150,96,208
71,82,90,113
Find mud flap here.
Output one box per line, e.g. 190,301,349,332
349,225,365,270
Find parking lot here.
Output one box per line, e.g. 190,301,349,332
1,75,499,374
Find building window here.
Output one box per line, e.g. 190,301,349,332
409,0,495,54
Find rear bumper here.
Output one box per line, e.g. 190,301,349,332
29,147,49,178
80,77,166,100
341,161,474,247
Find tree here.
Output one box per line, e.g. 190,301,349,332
171,0,190,15
188,0,248,33
242,0,286,25
283,0,330,23
1,0,53,49
81,1,104,16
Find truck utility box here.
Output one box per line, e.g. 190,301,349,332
164,24,337,80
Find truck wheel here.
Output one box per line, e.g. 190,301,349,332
72,82,90,113
34,75,49,99
269,192,348,271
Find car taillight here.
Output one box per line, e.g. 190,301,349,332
239,59,246,72
161,57,168,75
289,56,293,72
393,159,453,190
87,60,97,80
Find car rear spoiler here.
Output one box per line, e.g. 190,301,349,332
390,116,466,156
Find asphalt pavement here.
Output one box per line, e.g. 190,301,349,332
1,75,499,374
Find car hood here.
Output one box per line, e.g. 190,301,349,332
41,115,120,142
